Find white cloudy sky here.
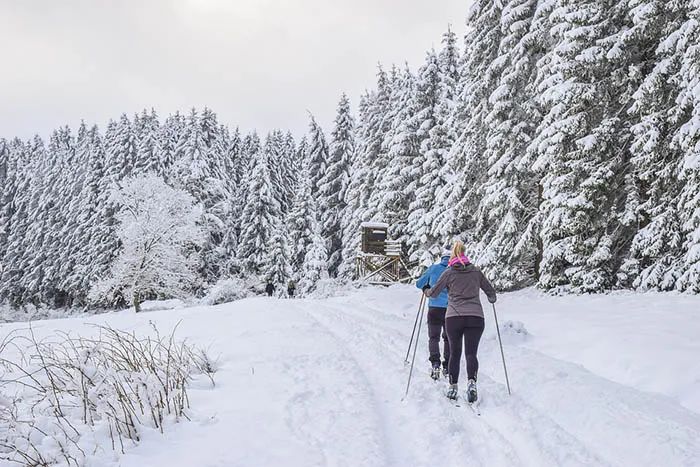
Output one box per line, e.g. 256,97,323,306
1,0,468,140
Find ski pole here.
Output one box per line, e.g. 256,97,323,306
403,294,427,399
404,294,425,365
492,303,512,395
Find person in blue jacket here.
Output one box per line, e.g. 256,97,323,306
416,246,451,380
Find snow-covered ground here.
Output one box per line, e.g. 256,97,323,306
2,285,699,466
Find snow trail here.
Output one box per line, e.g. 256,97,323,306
313,300,609,467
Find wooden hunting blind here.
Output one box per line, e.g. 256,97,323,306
361,222,388,254
356,222,415,285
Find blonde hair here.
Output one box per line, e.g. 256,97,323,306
451,240,466,259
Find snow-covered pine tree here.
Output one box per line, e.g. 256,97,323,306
62,124,107,305
434,0,505,246
219,126,242,275
615,0,689,290
109,114,138,180
426,28,461,245
319,93,355,276
282,131,299,206
263,223,292,286
134,108,161,174
528,0,632,292
237,148,280,275
77,119,125,293
89,174,204,311
0,138,46,306
171,108,230,283
158,112,186,181
376,64,419,245
57,123,95,304
339,92,371,279
468,0,542,290
266,130,294,213
405,49,444,260
307,114,329,195
294,135,309,176
26,127,77,305
299,209,329,295
358,66,392,223
0,138,13,263
0,139,26,305
287,156,316,273
674,1,700,292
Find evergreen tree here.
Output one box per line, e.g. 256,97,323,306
357,66,392,223
529,0,631,292
319,93,355,276
299,210,329,295
134,108,161,174
237,149,280,275
307,114,329,194
405,49,444,259
264,224,292,285
172,108,230,282
435,0,505,245
468,0,542,290
287,158,316,272
339,92,371,279
617,0,690,290
674,2,700,292
376,65,419,244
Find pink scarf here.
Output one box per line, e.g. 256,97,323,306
448,255,471,267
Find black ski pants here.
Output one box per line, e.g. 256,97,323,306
446,315,484,384
427,307,449,369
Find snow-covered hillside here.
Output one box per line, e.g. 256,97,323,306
2,286,699,466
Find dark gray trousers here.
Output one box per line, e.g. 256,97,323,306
427,307,449,369
446,315,485,384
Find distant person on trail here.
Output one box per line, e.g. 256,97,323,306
265,282,275,297
415,246,452,380
287,280,296,298
423,240,497,403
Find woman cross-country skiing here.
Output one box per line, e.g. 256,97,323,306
424,240,497,403
415,246,452,380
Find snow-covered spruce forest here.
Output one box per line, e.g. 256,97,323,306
2,0,700,311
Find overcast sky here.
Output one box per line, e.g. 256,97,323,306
1,0,468,141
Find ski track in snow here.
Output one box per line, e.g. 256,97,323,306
306,290,700,466
3,287,700,467
313,301,609,467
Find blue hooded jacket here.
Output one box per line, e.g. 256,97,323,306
415,256,449,308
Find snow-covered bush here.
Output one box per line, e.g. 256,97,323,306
0,303,105,323
138,299,187,312
485,320,530,344
306,279,356,299
0,325,215,466
203,278,251,305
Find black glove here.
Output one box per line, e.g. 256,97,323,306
422,284,431,291
489,296,497,304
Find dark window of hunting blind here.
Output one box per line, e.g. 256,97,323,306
362,226,387,254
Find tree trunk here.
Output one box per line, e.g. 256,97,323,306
133,292,141,313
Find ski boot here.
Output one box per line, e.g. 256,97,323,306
430,365,441,381
467,379,478,403
446,384,458,401
442,366,449,379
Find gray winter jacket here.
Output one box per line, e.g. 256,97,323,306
426,262,496,319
